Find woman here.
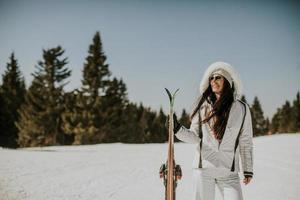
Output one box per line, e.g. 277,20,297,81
173,61,253,200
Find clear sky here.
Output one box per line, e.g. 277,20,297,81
0,0,299,118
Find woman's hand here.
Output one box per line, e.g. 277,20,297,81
243,177,252,185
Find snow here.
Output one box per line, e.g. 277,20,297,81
1,133,300,200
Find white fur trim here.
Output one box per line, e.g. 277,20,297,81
199,61,243,100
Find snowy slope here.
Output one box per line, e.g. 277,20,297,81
1,134,300,200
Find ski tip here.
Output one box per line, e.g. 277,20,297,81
174,88,180,96
165,88,172,102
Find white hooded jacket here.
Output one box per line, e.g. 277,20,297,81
175,61,253,178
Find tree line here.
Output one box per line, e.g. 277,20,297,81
0,32,299,148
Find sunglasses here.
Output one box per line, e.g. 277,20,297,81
209,75,223,81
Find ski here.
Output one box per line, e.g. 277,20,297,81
159,88,182,200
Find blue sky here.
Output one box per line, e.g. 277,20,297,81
0,0,299,118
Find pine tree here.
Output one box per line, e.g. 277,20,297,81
264,117,271,135
271,108,281,134
17,46,71,147
144,110,158,143
17,78,46,146
100,78,129,142
82,31,111,98
251,96,266,136
70,31,112,144
0,89,9,146
119,103,144,143
137,103,148,143
278,101,292,133
179,109,190,128
0,53,26,148
74,91,100,144
144,107,169,143
60,90,79,145
289,92,300,133
141,107,155,143
61,90,98,145
156,107,168,142
294,92,300,132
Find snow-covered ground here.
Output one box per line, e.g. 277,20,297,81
1,133,300,200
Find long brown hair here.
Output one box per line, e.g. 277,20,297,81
191,78,234,141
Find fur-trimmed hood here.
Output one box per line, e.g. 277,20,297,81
199,61,243,100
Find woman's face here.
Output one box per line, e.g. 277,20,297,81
209,74,224,95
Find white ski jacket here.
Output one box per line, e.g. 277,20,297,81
175,62,254,178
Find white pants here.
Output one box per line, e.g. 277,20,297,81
193,169,244,200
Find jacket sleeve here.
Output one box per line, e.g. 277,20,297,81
239,104,254,178
175,113,201,144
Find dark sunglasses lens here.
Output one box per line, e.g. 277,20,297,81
210,76,222,81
